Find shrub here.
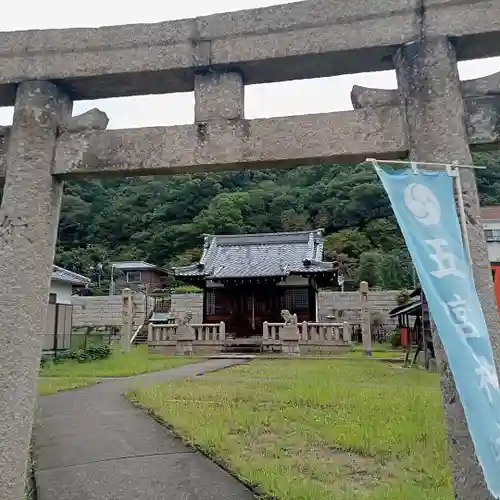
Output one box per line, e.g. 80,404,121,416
173,285,202,294
390,328,402,347
53,344,112,364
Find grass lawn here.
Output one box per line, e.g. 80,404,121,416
38,377,99,396
345,350,404,359
41,345,204,378
128,359,452,500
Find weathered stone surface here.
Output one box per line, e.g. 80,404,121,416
461,70,500,97
423,0,500,61
61,108,109,133
351,87,500,149
0,92,497,182
351,86,400,109
0,127,8,179
52,107,407,177
0,0,497,104
353,68,500,109
280,325,299,341
0,81,71,500
0,94,495,182
394,36,499,500
195,71,244,122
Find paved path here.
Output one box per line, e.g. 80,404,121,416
34,359,255,500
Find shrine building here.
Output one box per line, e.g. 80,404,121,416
173,230,339,338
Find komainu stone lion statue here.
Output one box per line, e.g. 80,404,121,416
179,310,192,326
281,309,298,325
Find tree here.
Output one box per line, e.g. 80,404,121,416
357,252,383,289
54,152,500,289
323,229,372,260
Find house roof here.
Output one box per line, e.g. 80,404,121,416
481,205,500,221
174,229,337,280
389,299,422,317
111,261,169,274
52,266,91,286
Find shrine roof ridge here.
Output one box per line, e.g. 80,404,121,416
202,229,325,247
174,229,336,280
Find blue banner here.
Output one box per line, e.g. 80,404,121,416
375,164,500,498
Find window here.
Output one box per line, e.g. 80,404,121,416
485,229,500,242
126,271,142,283
206,290,216,315
281,288,310,312
205,290,231,316
48,293,57,304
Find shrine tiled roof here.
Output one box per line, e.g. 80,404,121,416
174,230,337,280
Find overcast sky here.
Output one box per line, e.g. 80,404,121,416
1,0,500,129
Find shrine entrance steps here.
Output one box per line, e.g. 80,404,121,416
222,336,264,354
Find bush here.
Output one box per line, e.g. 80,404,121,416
55,344,112,364
390,328,402,348
173,285,202,294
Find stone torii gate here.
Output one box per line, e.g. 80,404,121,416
1,1,500,498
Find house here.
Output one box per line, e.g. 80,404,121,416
45,266,91,352
480,206,500,312
173,230,338,338
481,206,500,262
109,261,171,295
50,265,91,304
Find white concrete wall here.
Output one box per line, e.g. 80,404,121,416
50,280,73,305
483,220,500,262
72,295,123,327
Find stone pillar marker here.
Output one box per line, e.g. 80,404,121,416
394,36,500,500
359,281,372,356
0,81,71,500
120,288,133,353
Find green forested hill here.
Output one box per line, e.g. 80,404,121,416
56,152,500,292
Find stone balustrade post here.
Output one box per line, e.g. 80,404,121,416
148,322,153,342
121,288,133,352
263,321,269,340
219,321,226,341
359,281,372,356
280,323,300,356
331,325,338,342
301,321,308,341
343,321,351,343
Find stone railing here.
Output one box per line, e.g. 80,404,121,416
262,322,284,342
148,322,226,343
192,322,226,342
300,321,351,342
147,323,177,342
263,321,357,344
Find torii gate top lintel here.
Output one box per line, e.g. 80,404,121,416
0,0,498,104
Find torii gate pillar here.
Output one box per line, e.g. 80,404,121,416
394,36,500,500
0,81,71,500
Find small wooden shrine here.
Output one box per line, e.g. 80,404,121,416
389,287,435,367
174,230,339,338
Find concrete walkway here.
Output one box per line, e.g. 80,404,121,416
34,359,255,500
